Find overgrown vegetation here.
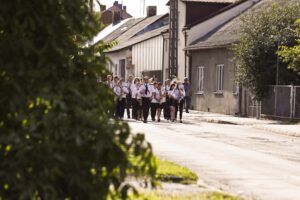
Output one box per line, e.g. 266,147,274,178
156,159,198,184
233,0,300,100
0,1,156,199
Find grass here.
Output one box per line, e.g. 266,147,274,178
156,159,198,184
133,192,243,200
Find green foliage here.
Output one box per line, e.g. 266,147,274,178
233,0,300,100
278,19,300,74
0,0,156,199
156,159,198,184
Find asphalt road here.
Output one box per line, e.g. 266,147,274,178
128,119,300,200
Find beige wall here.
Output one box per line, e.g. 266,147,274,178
191,48,239,115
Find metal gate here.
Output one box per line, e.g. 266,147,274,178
261,85,300,120
294,86,300,119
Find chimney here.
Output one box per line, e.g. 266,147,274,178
100,4,106,11
123,6,126,11
112,11,121,25
146,6,157,17
113,1,118,6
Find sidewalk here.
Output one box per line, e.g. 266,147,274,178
184,110,300,137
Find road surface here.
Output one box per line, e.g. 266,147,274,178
128,119,300,200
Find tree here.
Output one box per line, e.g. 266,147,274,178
0,1,156,199
278,19,300,74
233,0,300,100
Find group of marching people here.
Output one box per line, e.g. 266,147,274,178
105,74,191,123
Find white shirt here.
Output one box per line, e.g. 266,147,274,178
169,89,180,100
131,84,138,99
160,86,166,103
139,83,152,98
121,84,129,98
113,85,122,97
151,88,159,103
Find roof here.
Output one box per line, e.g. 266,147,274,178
106,25,169,52
167,0,238,5
181,0,238,2
101,18,144,43
186,17,241,50
186,0,270,50
185,0,247,28
103,5,132,19
115,14,167,44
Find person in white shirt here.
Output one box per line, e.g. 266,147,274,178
168,83,179,122
113,79,128,119
176,82,186,123
105,74,114,89
131,77,140,120
150,82,159,121
139,76,152,123
125,75,134,119
157,82,165,122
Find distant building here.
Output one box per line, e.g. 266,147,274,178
94,6,169,82
101,1,132,26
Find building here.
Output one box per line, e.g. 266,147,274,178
166,0,240,80
185,0,265,115
95,7,169,81
101,1,132,25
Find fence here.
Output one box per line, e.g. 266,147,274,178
261,85,300,120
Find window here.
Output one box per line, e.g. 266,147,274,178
196,66,204,93
216,64,224,93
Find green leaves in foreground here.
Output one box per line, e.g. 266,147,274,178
0,0,156,199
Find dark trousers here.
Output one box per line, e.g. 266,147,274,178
132,98,138,120
150,103,158,120
126,94,132,118
142,97,150,122
163,99,170,119
178,99,184,120
184,96,191,112
115,98,126,119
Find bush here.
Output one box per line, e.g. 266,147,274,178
0,1,156,199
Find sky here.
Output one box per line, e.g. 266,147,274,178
98,0,169,17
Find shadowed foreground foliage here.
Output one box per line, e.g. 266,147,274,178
0,0,156,199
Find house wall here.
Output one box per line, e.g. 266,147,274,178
132,35,164,80
190,48,239,115
106,49,132,79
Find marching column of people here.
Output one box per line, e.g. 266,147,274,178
105,74,191,123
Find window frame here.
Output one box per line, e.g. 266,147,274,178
215,64,224,94
195,66,204,94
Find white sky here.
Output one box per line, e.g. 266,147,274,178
98,0,169,17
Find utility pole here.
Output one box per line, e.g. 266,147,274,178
168,0,178,78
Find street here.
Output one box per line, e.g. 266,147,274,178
128,117,300,200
